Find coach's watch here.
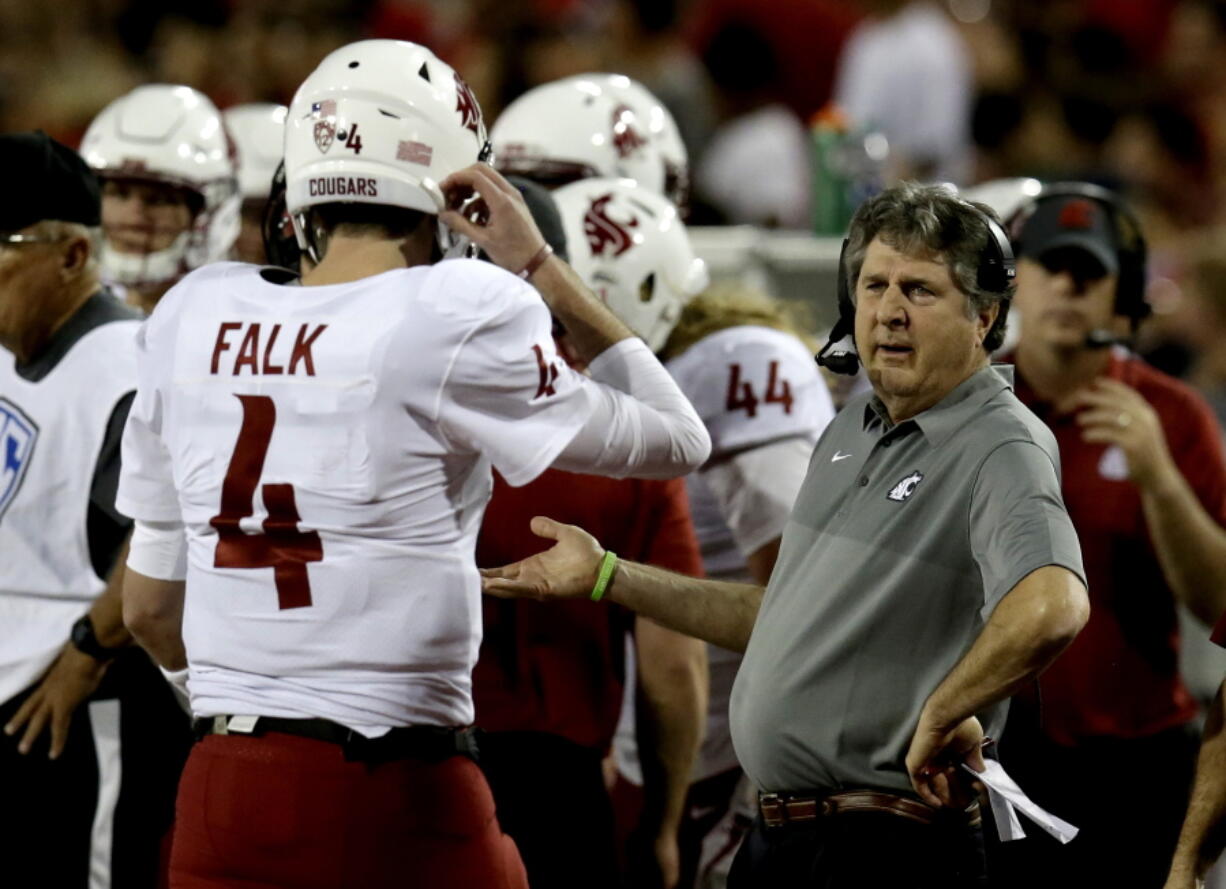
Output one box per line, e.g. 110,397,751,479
70,615,125,662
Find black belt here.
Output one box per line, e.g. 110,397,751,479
193,715,479,765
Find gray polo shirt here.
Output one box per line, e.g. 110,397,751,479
729,364,1084,795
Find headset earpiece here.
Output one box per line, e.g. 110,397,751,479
977,215,1016,293
816,239,859,375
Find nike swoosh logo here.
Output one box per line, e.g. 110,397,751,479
831,451,853,462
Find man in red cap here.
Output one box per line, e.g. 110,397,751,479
998,183,1226,889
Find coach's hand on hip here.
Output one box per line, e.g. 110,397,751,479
905,711,987,809
481,517,606,601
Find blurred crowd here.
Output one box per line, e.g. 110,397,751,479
4,3,1226,887
5,0,1226,430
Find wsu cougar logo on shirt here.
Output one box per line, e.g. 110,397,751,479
584,194,639,257
886,470,924,502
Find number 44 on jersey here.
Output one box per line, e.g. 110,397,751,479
726,360,794,417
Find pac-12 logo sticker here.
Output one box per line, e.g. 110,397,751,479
313,119,335,154
0,398,38,522
886,470,923,502
584,194,639,257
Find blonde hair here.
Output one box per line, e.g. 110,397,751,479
661,280,818,361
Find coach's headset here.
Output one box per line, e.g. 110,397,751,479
1006,182,1150,343
815,201,1016,376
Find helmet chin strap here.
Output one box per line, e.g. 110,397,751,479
419,177,476,260
100,232,191,288
435,217,475,259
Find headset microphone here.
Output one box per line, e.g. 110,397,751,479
816,348,861,376
816,317,861,375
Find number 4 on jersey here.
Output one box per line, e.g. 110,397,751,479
726,361,793,417
210,394,323,609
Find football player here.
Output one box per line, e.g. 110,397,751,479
116,39,709,889
79,84,240,313
473,176,708,889
552,176,836,888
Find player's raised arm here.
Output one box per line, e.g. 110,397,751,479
441,163,634,364
439,163,710,480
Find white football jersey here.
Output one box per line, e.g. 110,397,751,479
667,325,832,460
669,324,833,579
117,260,595,733
620,325,835,781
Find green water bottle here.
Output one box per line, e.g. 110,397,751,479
811,103,851,235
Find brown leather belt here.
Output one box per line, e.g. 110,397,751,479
759,790,981,829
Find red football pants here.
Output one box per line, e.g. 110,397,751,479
169,732,528,889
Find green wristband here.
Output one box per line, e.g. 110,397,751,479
590,550,619,602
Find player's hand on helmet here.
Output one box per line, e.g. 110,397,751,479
440,164,552,275
480,516,605,601
4,643,108,759
905,711,986,810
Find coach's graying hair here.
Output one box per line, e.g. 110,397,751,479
844,182,1013,352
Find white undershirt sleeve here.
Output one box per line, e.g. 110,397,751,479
552,338,711,479
159,667,191,714
126,519,188,582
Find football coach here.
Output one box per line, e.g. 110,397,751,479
481,181,1090,889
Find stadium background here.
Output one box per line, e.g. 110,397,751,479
4,0,1226,881
6,0,1226,391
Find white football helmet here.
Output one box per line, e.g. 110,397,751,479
491,79,665,195
285,39,490,262
553,178,707,352
560,73,689,208
224,103,288,200
958,177,1043,356
80,84,240,287
959,178,1043,228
